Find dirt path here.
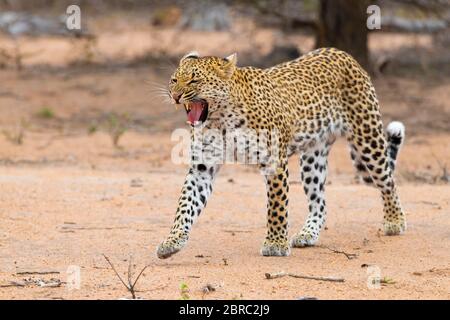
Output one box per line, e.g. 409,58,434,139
0,133,449,300
0,28,449,299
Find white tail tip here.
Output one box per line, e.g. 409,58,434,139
387,121,405,138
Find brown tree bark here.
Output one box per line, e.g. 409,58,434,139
316,0,371,70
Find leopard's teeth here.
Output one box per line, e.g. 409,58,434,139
184,103,191,111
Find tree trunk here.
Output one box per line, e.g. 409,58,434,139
316,0,370,70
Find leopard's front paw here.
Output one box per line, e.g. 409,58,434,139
383,220,407,236
290,231,318,248
260,239,290,256
156,238,186,259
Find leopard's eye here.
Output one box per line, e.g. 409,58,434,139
187,79,199,84
170,78,177,83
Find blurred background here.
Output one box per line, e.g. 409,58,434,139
0,0,449,176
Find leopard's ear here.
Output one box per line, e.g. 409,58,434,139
180,51,199,63
221,53,237,78
224,53,237,66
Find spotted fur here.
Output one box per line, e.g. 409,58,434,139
157,48,406,259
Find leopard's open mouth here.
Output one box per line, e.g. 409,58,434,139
184,99,208,126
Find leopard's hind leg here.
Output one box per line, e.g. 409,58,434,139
345,112,406,234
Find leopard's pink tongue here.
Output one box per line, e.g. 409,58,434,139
187,102,203,124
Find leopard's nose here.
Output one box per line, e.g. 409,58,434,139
172,92,182,104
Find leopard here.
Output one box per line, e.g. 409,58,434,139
156,47,406,258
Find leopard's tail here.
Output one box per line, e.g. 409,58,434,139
386,121,405,171
350,121,405,185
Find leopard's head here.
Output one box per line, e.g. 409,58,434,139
168,52,237,126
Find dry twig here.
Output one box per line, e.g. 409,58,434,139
265,271,344,283
0,281,26,288
320,245,358,260
16,271,60,275
103,254,149,299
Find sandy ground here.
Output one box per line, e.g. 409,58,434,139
0,127,449,300
0,18,449,299
0,139,449,300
